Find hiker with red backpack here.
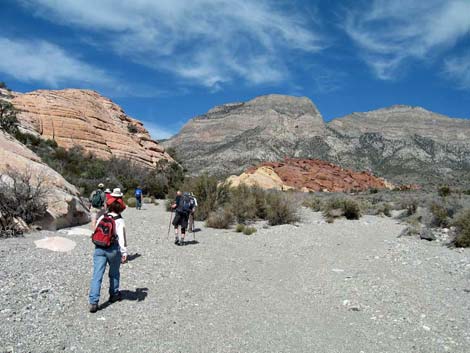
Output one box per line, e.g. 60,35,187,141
88,194,128,313
171,191,194,246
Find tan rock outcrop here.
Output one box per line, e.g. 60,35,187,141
0,130,89,230
228,158,394,192
12,89,173,168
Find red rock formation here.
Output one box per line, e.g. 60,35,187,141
244,158,392,192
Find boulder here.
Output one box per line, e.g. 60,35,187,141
0,130,89,230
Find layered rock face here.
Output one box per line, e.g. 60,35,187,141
165,94,325,176
227,158,391,192
12,89,173,168
0,130,89,230
165,96,470,184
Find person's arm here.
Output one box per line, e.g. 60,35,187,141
115,219,128,261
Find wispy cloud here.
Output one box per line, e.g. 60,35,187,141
22,0,324,89
141,121,177,140
0,37,113,87
343,0,470,80
444,52,470,90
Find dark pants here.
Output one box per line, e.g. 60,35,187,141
136,196,142,209
173,211,189,234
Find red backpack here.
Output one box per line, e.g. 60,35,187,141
92,214,120,248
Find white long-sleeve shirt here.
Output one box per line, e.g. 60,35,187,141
96,212,127,256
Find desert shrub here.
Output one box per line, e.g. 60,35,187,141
266,193,299,226
302,196,322,211
243,226,257,235
0,100,19,135
127,123,138,133
127,198,137,208
322,198,361,222
229,185,258,223
430,202,450,227
0,82,6,88
179,174,230,221
452,209,470,247
165,198,173,211
235,224,245,232
369,188,379,194
143,197,152,203
401,199,418,216
0,169,47,237
378,203,392,217
206,208,234,229
438,185,451,197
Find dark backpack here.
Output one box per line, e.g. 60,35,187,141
177,193,193,215
91,214,120,248
91,190,104,208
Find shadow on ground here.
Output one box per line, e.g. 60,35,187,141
99,288,149,311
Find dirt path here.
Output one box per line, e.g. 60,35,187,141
1,203,469,353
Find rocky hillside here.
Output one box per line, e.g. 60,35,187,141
227,158,393,192
10,89,173,168
0,129,89,230
164,95,470,185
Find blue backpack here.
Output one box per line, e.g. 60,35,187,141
135,188,142,198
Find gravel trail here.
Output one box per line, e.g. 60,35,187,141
1,203,469,353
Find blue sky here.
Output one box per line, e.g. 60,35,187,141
1,0,469,139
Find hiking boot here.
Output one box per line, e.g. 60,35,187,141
174,237,179,245
180,239,186,246
89,304,98,313
109,292,122,303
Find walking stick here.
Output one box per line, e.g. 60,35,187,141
167,210,173,242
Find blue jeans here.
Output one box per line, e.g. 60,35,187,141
89,243,121,304
136,196,142,209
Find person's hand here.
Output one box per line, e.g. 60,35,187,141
171,204,176,209
121,255,128,264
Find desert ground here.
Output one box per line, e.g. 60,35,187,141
1,203,469,353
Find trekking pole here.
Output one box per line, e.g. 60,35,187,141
192,215,196,241
167,210,173,242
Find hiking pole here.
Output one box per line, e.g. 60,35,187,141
167,210,173,242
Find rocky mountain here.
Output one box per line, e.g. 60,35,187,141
0,129,89,230
227,158,393,192
10,89,173,168
164,95,470,185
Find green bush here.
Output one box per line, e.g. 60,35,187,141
302,196,322,211
453,209,470,247
165,198,173,212
126,198,137,208
0,100,18,135
0,169,47,237
206,208,234,229
438,185,451,197
243,226,257,235
401,199,418,216
322,198,361,222
430,202,449,227
235,224,245,232
266,193,299,226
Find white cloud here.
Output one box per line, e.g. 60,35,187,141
0,37,113,87
141,121,177,140
444,52,470,90
343,0,470,80
22,0,323,89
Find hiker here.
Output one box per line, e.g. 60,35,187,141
88,199,128,313
104,188,112,202
107,188,127,211
135,186,143,210
89,183,106,229
171,191,194,246
188,192,198,233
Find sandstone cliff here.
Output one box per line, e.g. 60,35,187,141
164,95,470,185
12,89,173,168
0,129,89,230
227,158,392,192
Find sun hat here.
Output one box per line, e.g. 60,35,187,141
110,188,123,197
98,183,104,188
104,188,111,193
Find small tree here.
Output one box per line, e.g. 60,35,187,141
0,100,19,135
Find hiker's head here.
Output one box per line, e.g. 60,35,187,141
98,183,104,189
110,188,123,198
104,188,111,194
176,190,182,196
108,200,124,214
